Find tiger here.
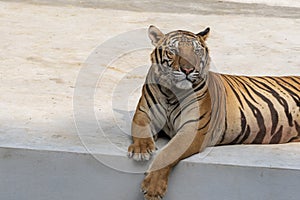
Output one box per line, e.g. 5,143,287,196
127,25,300,200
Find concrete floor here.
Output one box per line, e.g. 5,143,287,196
0,0,299,151
0,1,299,199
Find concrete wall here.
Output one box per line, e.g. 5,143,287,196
1,147,300,200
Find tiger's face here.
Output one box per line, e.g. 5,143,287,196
148,26,210,90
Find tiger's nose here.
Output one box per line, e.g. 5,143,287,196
180,67,195,75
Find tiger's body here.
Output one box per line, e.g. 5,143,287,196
127,26,300,200
218,74,299,145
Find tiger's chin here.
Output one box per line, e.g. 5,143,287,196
175,79,193,90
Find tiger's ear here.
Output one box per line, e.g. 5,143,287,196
196,27,210,41
148,25,164,46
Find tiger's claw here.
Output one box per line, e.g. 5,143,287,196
141,170,168,200
128,137,155,161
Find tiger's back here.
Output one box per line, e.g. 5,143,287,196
217,74,300,145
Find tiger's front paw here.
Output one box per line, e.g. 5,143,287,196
128,137,155,161
142,170,168,200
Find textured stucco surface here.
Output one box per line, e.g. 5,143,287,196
0,0,299,151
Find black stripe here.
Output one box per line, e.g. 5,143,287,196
198,118,211,132
169,99,180,114
171,90,207,124
169,80,207,118
249,77,293,127
144,84,166,135
169,99,179,106
157,84,169,97
239,88,266,144
222,75,244,109
154,48,160,64
276,77,300,92
138,107,148,115
158,47,163,64
295,121,300,136
145,84,157,104
145,84,166,118
193,79,207,93
233,76,258,104
176,112,207,133
238,109,247,143
168,32,196,40
182,91,207,109
220,115,228,144
172,93,206,125
168,32,180,38
172,110,182,125
254,91,278,136
270,125,283,144
239,125,251,144
237,77,279,136
176,78,207,103
291,77,300,85
143,92,152,109
144,84,165,120
228,108,247,144
269,77,300,107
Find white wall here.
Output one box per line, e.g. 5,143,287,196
1,147,300,200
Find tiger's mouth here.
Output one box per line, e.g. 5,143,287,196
172,70,203,89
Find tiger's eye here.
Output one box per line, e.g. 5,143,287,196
195,48,203,55
166,49,175,57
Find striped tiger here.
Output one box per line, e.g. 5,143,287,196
127,25,300,200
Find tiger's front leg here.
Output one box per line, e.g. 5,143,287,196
142,120,209,200
128,109,156,161
128,87,166,161
128,84,168,161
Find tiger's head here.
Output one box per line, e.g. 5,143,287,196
148,25,210,90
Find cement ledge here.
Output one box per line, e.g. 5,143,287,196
1,143,300,200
